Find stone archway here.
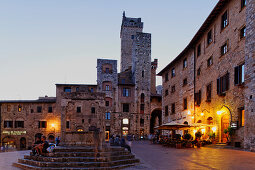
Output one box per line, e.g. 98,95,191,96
150,109,162,134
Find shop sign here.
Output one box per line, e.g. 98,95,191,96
231,122,238,129
2,131,26,135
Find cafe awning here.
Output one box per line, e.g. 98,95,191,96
154,122,191,130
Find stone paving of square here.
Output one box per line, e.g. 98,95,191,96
1,141,255,170
125,141,255,170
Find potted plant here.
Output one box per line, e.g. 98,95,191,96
183,133,192,148
175,134,182,149
224,126,234,145
208,132,216,144
195,131,202,148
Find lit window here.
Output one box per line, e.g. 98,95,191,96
18,106,22,112
105,85,110,91
123,118,129,124
123,88,130,97
64,87,71,92
105,112,111,120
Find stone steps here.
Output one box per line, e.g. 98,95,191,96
53,147,124,153
18,158,139,168
37,151,131,157
13,146,140,169
13,162,139,170
24,155,135,162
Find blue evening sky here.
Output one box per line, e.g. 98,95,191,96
0,0,218,99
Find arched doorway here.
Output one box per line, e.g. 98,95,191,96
150,109,162,134
48,134,55,143
2,136,16,150
221,114,230,143
20,137,26,149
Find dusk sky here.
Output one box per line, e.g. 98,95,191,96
1,0,218,100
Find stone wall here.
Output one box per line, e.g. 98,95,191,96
244,0,255,151
0,99,59,150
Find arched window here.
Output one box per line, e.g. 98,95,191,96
197,120,202,123
207,117,213,125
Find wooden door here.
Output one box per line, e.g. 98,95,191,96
221,115,229,143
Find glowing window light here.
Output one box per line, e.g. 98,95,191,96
123,118,129,125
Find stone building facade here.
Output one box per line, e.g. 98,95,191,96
244,0,255,151
0,97,59,150
159,0,254,149
0,13,162,149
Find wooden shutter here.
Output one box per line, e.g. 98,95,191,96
217,78,220,95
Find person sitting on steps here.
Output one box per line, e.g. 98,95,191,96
120,137,131,153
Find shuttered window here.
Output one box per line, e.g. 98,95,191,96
217,72,229,95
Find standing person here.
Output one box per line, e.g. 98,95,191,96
127,134,132,147
120,137,131,153
55,136,60,146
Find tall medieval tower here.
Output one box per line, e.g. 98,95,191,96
120,12,143,72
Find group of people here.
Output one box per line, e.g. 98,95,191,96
32,136,60,155
109,134,132,153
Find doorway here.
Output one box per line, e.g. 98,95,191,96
221,114,230,143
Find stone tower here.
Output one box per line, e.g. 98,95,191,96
151,59,158,94
120,11,143,72
132,32,151,135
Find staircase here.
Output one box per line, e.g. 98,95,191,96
13,146,139,170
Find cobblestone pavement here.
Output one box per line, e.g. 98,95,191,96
2,142,255,170
0,150,29,170
124,141,255,170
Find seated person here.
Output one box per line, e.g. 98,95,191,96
120,137,131,153
35,136,49,155
32,137,42,155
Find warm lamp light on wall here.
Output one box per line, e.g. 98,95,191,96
212,126,217,132
191,116,194,119
201,128,205,134
193,129,197,134
187,110,191,115
201,112,204,116
51,124,55,128
217,111,222,115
